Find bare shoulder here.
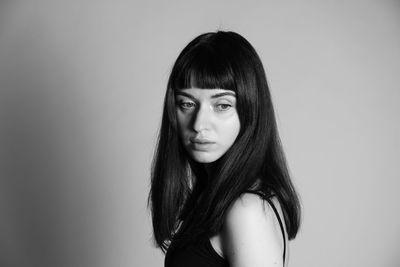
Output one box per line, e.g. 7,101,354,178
220,193,286,267
224,193,286,234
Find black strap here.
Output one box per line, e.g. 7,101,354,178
244,190,286,266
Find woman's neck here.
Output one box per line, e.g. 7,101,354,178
204,162,217,179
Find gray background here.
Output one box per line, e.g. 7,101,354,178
0,1,399,266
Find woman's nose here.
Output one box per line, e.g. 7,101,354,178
192,104,212,133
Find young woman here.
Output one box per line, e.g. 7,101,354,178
148,31,301,267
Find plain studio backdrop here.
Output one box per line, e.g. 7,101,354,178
0,1,399,267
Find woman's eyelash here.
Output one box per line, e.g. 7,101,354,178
178,101,196,109
176,100,233,111
215,103,232,111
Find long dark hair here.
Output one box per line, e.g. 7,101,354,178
148,31,301,252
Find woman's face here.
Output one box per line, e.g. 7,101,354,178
175,88,241,163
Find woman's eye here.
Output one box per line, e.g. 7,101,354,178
215,103,232,111
178,101,196,110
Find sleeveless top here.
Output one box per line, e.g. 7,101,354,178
164,190,287,267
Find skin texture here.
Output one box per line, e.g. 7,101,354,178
175,88,241,164
219,194,288,267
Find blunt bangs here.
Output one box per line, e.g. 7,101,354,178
169,42,236,92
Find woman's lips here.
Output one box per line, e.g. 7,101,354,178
190,138,216,151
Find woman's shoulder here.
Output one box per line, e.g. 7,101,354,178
219,192,286,266
224,191,284,229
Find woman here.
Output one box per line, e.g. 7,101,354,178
148,31,301,267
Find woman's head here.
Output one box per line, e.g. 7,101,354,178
150,31,300,252
175,87,241,163
166,31,275,166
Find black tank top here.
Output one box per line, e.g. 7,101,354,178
164,190,287,267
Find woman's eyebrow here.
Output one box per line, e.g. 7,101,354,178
175,91,236,99
210,92,236,99
175,91,195,99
